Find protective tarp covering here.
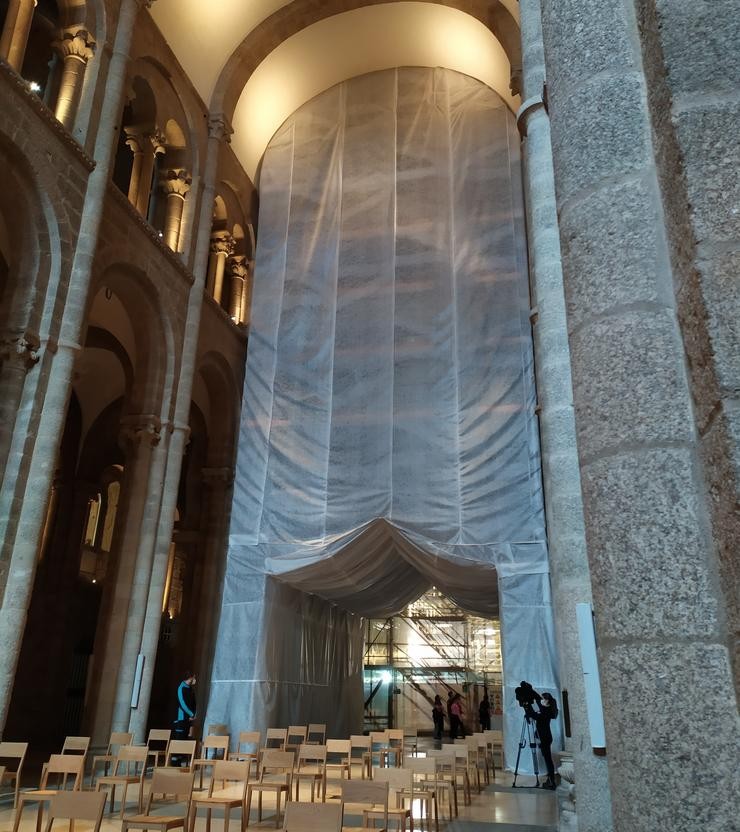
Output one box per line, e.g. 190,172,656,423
208,68,560,764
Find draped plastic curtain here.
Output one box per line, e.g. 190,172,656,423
207,68,559,763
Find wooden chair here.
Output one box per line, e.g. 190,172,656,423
264,729,287,751
293,745,326,802
325,740,351,786
0,741,28,808
441,744,473,803
402,758,441,830
121,768,195,832
483,729,503,773
424,752,459,816
385,730,404,768
402,729,418,758
229,732,261,777
91,732,133,786
41,790,106,832
95,744,148,818
164,740,198,772
349,736,372,780
12,754,86,832
207,724,229,737
285,727,306,754
193,736,230,788
462,734,490,786
369,732,391,769
39,737,90,786
368,768,412,831
188,760,250,832
281,801,341,832
339,779,388,831
245,750,294,828
305,725,326,746
146,729,172,770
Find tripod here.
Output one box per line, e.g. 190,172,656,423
512,712,540,788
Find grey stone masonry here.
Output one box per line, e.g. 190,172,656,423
518,1,613,831
539,1,740,831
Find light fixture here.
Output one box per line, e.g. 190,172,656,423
380,670,392,684
28,81,41,93
92,578,97,584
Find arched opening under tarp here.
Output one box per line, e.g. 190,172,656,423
206,68,559,769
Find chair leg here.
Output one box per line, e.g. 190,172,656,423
120,784,128,819
11,800,23,832
257,790,262,823
245,789,253,828
206,807,212,832
35,801,43,832
274,790,280,829
224,805,231,832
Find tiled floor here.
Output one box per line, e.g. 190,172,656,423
0,760,556,832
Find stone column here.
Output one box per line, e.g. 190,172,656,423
517,0,613,829
0,0,36,73
52,28,95,130
0,336,39,485
208,232,234,306
124,129,145,207
240,260,253,326
227,256,248,323
538,2,740,830
89,415,164,744
0,0,150,739
135,129,166,218
160,169,191,252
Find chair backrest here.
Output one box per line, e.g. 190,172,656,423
326,739,350,756
426,750,455,774
404,757,436,778
146,768,194,812
43,790,106,832
147,729,172,751
297,744,326,766
209,759,250,794
265,728,287,749
306,724,326,743
282,800,342,832
41,754,85,790
372,766,412,793
114,744,149,775
260,749,295,775
386,729,404,742
442,743,468,760
201,735,230,755
60,736,90,755
349,735,370,750
369,731,388,746
108,732,134,753
340,780,388,826
286,726,307,746
207,724,229,736
166,739,197,765
0,742,28,775
238,731,261,749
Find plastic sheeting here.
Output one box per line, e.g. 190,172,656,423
207,68,560,765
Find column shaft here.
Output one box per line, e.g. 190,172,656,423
163,194,185,251
539,1,740,829
55,54,86,129
0,0,36,73
212,252,227,305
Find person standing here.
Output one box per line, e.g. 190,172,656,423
449,693,464,739
534,691,558,789
479,691,491,731
174,671,197,741
432,694,445,741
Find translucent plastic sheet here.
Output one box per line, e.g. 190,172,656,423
207,69,559,763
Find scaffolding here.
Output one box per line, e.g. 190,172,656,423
363,589,503,733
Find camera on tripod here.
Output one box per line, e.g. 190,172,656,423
515,680,541,719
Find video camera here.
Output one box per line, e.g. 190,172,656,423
515,680,541,718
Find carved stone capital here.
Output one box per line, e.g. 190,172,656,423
201,467,235,489
118,414,162,452
208,113,233,143
210,232,235,257
0,335,40,369
148,127,167,155
124,126,144,154
509,65,523,98
160,168,192,197
54,28,95,62
228,255,249,280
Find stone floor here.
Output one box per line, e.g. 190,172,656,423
0,767,556,832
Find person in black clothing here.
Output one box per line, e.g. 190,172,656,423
534,691,558,789
172,671,197,763
432,694,445,741
479,691,491,731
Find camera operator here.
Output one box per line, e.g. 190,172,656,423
533,691,558,790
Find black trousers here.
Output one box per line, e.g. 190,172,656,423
449,715,463,739
540,739,555,779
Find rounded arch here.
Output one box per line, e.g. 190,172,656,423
196,350,240,468
209,0,521,120
220,3,520,181
86,264,174,417
0,132,57,338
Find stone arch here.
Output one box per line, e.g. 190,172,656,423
210,0,521,121
86,264,174,418
196,350,240,468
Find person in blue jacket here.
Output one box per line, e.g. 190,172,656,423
173,671,197,754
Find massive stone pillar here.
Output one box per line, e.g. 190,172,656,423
538,2,740,830
53,28,95,130
0,0,149,739
517,0,613,829
0,336,39,486
0,0,36,73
